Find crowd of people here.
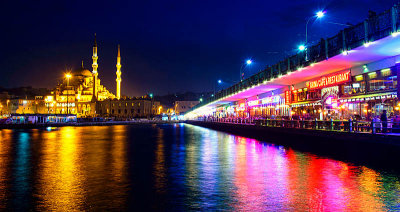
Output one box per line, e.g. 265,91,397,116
371,110,400,133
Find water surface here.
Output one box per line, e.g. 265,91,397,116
0,124,399,211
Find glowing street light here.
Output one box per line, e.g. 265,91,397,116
298,45,306,51
240,59,253,81
316,11,325,18
218,80,222,84
65,73,72,114
302,10,325,61
65,73,72,80
305,10,325,45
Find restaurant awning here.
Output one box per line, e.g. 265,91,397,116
290,100,321,108
339,92,397,103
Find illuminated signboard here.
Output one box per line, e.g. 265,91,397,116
261,96,281,104
285,91,291,105
321,86,339,98
307,71,350,90
247,100,260,106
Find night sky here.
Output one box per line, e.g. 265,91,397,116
0,0,397,96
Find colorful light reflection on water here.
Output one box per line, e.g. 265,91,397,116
0,124,399,210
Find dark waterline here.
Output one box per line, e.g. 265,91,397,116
0,124,399,211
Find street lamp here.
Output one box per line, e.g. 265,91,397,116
298,45,306,51
305,11,325,45
302,11,325,60
218,80,222,84
65,73,72,114
316,11,325,19
240,59,253,81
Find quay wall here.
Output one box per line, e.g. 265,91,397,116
0,121,184,129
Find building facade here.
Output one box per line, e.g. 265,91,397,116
174,101,200,115
96,98,161,118
5,96,47,115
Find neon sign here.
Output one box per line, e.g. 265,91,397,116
248,100,260,106
261,96,281,104
285,91,291,105
307,71,350,90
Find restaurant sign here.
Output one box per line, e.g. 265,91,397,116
285,90,291,105
261,95,281,104
307,71,350,90
247,100,260,106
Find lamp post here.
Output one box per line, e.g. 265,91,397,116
65,73,72,114
240,59,252,81
215,79,222,94
305,11,325,46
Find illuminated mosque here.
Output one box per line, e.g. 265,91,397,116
45,34,122,117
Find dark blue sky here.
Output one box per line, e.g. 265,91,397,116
0,0,397,96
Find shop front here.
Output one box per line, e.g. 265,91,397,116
337,66,399,120
288,87,322,120
306,71,351,120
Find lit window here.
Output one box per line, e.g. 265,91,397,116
355,75,364,81
368,72,377,79
381,68,391,77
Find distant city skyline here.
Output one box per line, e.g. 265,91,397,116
0,0,397,96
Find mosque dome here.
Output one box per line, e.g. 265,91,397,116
80,69,92,77
74,61,92,77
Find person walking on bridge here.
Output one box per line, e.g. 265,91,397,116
381,110,388,133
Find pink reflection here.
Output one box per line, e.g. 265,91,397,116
229,136,393,211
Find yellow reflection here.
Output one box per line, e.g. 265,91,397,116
37,127,84,211
356,166,385,211
111,125,128,183
154,128,166,193
0,130,12,207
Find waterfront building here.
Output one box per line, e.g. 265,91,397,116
96,97,161,118
185,3,400,123
9,114,77,124
6,96,47,114
44,35,121,117
174,101,200,115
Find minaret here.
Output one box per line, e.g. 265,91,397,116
92,33,99,100
116,45,122,100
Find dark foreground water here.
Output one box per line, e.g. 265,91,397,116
0,124,399,211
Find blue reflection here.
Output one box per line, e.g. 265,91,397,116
13,132,31,210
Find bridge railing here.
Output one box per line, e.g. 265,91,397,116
197,118,400,134
188,3,400,113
